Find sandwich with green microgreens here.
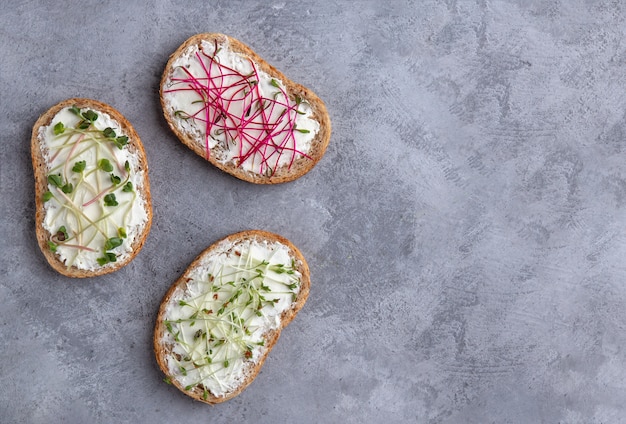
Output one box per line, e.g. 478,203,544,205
153,230,310,404
31,98,152,277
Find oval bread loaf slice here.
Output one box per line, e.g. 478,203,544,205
160,33,331,184
31,98,152,277
154,230,310,404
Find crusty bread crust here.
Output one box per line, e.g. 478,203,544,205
160,33,331,184
31,98,153,277
153,230,311,404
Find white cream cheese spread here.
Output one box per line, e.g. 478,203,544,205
161,238,301,398
39,106,148,270
162,38,319,176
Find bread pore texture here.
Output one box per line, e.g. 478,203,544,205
160,33,331,184
31,98,152,277
153,230,310,404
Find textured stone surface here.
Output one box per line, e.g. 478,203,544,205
2,0,626,422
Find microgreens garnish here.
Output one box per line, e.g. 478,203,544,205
103,127,116,139
103,193,118,207
164,42,314,176
96,252,117,266
104,237,123,250
162,244,301,395
53,122,65,135
114,136,129,149
82,110,98,122
61,183,73,194
48,174,63,188
72,160,86,173
98,159,113,172
44,105,141,269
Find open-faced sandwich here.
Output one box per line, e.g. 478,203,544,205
31,98,152,277
154,230,310,403
160,33,331,184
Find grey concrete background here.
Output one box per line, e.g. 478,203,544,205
2,0,626,422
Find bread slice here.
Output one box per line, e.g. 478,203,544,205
31,98,152,277
153,230,310,404
160,33,331,184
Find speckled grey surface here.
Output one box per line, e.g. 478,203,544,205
2,0,626,422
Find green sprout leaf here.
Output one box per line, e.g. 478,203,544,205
223,360,229,368
47,241,57,252
77,120,91,130
97,252,117,266
104,237,123,251
124,160,130,172
48,174,63,188
270,78,280,88
82,110,98,122
72,160,86,173
295,128,310,134
61,183,73,194
114,136,129,149
69,106,81,115
43,191,53,202
122,181,133,193
98,159,113,172
110,174,121,185
103,193,118,207
53,122,65,135
102,127,116,139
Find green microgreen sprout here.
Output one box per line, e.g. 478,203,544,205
104,237,123,251
114,136,129,149
103,193,118,207
98,158,113,173
48,174,63,188
110,174,121,185
103,127,116,139
53,122,65,135
96,252,117,266
118,227,127,238
82,110,98,122
61,183,73,194
43,191,53,202
47,241,58,252
122,181,133,193
72,160,86,173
